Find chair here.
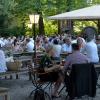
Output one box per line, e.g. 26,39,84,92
27,63,52,100
65,63,97,100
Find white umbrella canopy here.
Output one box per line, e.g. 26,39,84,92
48,5,100,20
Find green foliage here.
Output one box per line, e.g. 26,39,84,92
74,21,97,35
0,0,17,36
1,0,100,36
44,20,57,36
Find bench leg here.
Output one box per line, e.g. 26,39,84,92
5,76,7,79
28,72,32,80
4,94,10,100
10,75,13,79
16,74,19,79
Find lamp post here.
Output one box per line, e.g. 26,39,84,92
27,23,32,29
29,14,39,60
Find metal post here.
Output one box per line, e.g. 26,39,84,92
32,15,36,66
33,23,36,59
98,20,100,35
29,14,39,67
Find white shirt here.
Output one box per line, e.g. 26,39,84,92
30,38,34,44
26,41,34,52
3,39,8,45
0,50,7,72
61,43,72,53
82,40,99,63
52,44,62,57
0,40,5,47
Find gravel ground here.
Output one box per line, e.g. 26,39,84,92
0,73,100,100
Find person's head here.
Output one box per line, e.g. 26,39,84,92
77,37,86,49
77,37,83,45
53,39,59,45
44,37,48,43
36,38,41,45
26,38,30,43
14,39,18,46
72,43,80,51
82,26,97,42
64,37,71,45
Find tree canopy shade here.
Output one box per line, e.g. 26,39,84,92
1,0,100,36
48,5,100,20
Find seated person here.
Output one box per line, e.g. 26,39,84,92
38,47,63,98
50,39,62,63
13,39,23,52
36,38,45,52
0,46,7,72
77,37,86,52
25,38,34,52
61,37,72,53
62,43,90,99
64,43,90,70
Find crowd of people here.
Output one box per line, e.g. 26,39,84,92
0,26,99,98
0,26,99,69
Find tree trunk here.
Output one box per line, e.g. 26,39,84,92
98,20,100,35
0,15,7,36
66,0,73,35
38,12,45,35
58,20,61,34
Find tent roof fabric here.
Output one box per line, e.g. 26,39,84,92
48,5,100,20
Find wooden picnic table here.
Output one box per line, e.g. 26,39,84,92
13,51,45,58
60,52,72,58
13,52,34,57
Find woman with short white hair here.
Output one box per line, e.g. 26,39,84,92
0,46,7,72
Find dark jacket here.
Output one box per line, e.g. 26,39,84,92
66,63,97,98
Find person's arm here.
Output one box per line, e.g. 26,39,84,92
44,65,60,72
64,56,71,71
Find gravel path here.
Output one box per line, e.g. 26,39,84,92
0,74,100,100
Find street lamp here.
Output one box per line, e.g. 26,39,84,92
27,23,32,29
29,14,39,60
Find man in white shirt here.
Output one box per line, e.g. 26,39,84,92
82,40,99,63
82,26,99,63
61,37,72,53
30,37,34,44
26,38,34,52
0,48,7,72
51,39,62,59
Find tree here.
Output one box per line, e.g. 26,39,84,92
0,0,17,36
1,0,100,36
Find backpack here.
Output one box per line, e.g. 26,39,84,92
33,89,45,100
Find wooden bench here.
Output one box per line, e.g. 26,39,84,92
0,87,9,100
4,56,33,80
0,68,28,79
